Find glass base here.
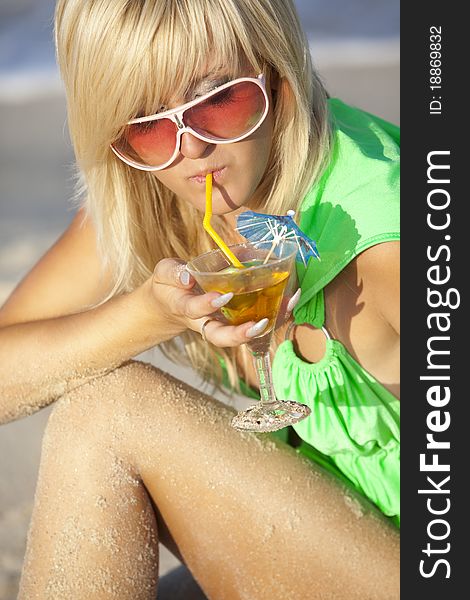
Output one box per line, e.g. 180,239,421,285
231,401,311,433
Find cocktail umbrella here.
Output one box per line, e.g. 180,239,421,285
235,210,320,266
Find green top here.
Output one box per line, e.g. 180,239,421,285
224,98,400,526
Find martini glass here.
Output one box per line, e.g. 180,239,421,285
187,240,311,432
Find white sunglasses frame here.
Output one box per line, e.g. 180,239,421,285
110,74,269,171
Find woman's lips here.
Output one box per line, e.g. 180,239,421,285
189,166,226,184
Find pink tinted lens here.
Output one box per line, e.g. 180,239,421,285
184,81,266,140
114,118,178,167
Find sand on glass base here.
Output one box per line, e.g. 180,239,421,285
186,241,311,433
231,327,311,432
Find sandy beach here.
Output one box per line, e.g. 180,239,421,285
0,56,399,599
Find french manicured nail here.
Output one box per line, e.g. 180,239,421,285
179,270,190,285
286,288,301,313
210,292,233,308
246,317,269,338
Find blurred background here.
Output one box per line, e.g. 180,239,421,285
0,0,399,597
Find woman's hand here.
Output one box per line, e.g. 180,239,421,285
147,258,269,347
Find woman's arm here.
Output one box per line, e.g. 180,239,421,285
0,209,172,424
0,209,255,425
0,280,172,425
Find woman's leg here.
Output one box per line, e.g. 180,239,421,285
19,361,399,600
17,377,160,599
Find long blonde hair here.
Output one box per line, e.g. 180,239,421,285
54,0,332,392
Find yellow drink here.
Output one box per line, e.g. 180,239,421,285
199,259,289,331
222,272,288,329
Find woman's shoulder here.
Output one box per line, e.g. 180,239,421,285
300,98,400,229
301,98,400,217
322,98,400,186
293,101,400,318
327,97,400,153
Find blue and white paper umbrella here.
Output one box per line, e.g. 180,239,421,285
235,210,320,266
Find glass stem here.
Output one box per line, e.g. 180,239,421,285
252,351,278,408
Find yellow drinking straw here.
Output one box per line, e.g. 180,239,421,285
203,173,244,268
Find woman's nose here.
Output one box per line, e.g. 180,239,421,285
179,131,213,159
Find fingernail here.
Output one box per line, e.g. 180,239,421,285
286,288,301,313
179,270,190,285
210,292,233,308
246,317,269,338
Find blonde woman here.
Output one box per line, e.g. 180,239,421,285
0,0,400,598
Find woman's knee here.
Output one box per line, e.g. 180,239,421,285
49,360,164,420
45,360,212,460
44,361,164,451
